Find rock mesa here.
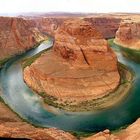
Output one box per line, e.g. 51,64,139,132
24,19,120,109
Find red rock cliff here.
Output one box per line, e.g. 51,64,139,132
29,16,121,38
54,19,118,71
84,17,121,39
115,19,140,50
0,17,47,60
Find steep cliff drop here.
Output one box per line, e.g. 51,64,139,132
31,16,121,39
115,19,140,50
84,17,121,39
114,19,140,62
0,17,47,67
23,19,121,111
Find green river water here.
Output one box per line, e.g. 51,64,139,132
0,38,140,133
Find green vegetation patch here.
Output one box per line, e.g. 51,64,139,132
108,39,115,46
121,47,140,63
70,131,94,139
22,46,51,69
0,57,9,68
0,96,4,103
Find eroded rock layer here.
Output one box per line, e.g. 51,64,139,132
115,19,140,50
24,19,120,107
0,17,47,60
34,16,121,38
0,125,76,140
84,17,121,39
0,16,121,61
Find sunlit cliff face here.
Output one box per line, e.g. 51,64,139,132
0,17,47,60
115,19,140,50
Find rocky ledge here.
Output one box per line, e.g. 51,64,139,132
23,19,120,111
114,19,140,50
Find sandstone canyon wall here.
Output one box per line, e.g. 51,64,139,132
0,17,47,61
35,16,121,39
34,17,65,36
115,19,140,50
0,15,121,63
84,17,121,39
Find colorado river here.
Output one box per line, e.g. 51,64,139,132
0,38,140,133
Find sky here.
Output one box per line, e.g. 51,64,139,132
0,0,140,14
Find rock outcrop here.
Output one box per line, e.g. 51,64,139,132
0,17,47,60
82,129,119,140
83,118,140,140
0,16,121,62
24,19,120,110
32,16,121,39
0,124,77,140
84,17,121,39
115,19,140,50
35,17,65,36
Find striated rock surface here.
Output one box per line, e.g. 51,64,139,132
84,17,121,39
0,16,121,61
35,17,65,36
114,19,140,50
0,124,77,140
0,17,47,60
53,19,119,71
33,16,121,39
24,19,120,109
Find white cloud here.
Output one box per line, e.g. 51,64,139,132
0,0,140,14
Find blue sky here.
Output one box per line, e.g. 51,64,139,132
0,0,140,14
